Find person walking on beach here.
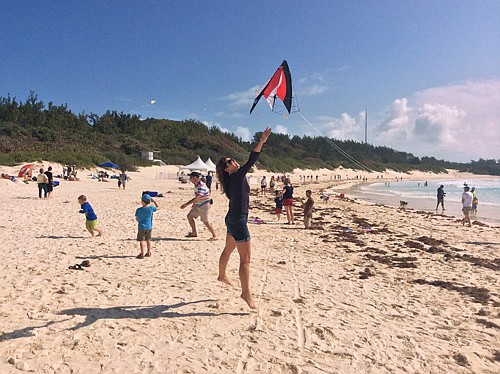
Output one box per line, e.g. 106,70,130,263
205,172,213,191
44,166,54,198
280,178,295,224
436,185,446,210
215,127,272,309
260,176,267,194
274,190,283,221
36,168,49,199
471,187,478,214
135,194,159,259
180,171,217,240
302,189,314,229
461,186,473,227
78,195,103,237
119,170,128,190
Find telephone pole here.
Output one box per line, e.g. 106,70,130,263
364,109,368,144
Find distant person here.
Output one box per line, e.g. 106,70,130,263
181,171,217,240
260,176,267,194
269,176,276,192
44,166,54,198
280,178,295,224
119,170,128,190
461,186,473,227
36,168,49,199
135,194,159,259
215,127,271,309
274,190,283,220
205,172,213,191
436,185,446,210
302,189,314,229
78,195,103,237
471,187,478,214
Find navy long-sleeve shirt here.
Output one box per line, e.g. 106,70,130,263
227,151,260,215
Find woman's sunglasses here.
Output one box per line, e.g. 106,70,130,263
225,158,235,166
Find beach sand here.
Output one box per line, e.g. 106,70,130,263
0,164,499,373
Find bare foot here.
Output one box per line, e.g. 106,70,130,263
217,276,233,286
241,293,257,309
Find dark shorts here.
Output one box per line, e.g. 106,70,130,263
137,229,152,241
283,198,294,206
276,207,282,214
225,213,250,243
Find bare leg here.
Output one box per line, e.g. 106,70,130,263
285,206,292,224
218,235,236,285
187,215,197,236
138,241,145,257
203,221,217,239
86,227,95,237
95,227,103,237
237,240,256,309
145,240,152,257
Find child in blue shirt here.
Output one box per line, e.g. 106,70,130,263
78,195,103,237
274,190,283,221
135,194,159,259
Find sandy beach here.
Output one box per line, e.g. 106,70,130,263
1,164,499,373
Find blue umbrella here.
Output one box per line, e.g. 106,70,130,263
97,161,120,169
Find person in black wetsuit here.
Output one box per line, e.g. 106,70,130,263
436,185,446,210
215,127,271,309
44,166,54,198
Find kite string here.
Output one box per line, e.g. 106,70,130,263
297,111,372,172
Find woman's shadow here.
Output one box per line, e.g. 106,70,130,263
58,299,249,330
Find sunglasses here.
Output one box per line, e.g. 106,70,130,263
225,158,235,166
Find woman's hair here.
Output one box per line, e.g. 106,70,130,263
216,157,231,198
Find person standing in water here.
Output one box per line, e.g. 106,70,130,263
215,127,272,309
436,185,446,210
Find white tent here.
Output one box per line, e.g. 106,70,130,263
179,156,211,173
204,158,217,172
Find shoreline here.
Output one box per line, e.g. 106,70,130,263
334,181,500,227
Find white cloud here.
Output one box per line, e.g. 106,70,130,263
301,84,328,96
202,120,231,135
234,126,251,142
376,98,412,142
274,125,288,134
223,86,260,107
373,80,500,161
315,112,363,140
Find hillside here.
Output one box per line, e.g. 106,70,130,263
1,92,499,175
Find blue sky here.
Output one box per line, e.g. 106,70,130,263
1,1,499,162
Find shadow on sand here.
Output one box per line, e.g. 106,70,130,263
0,300,249,340
58,299,249,330
36,235,87,239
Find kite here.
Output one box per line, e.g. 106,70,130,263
250,60,293,114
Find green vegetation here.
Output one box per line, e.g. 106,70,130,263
1,92,499,175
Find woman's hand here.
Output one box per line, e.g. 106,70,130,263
260,127,272,142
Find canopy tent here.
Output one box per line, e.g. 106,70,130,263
179,157,212,173
18,164,34,178
97,161,120,169
204,158,217,172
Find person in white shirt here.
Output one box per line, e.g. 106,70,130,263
461,186,473,227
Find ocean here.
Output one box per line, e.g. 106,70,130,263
346,178,500,225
